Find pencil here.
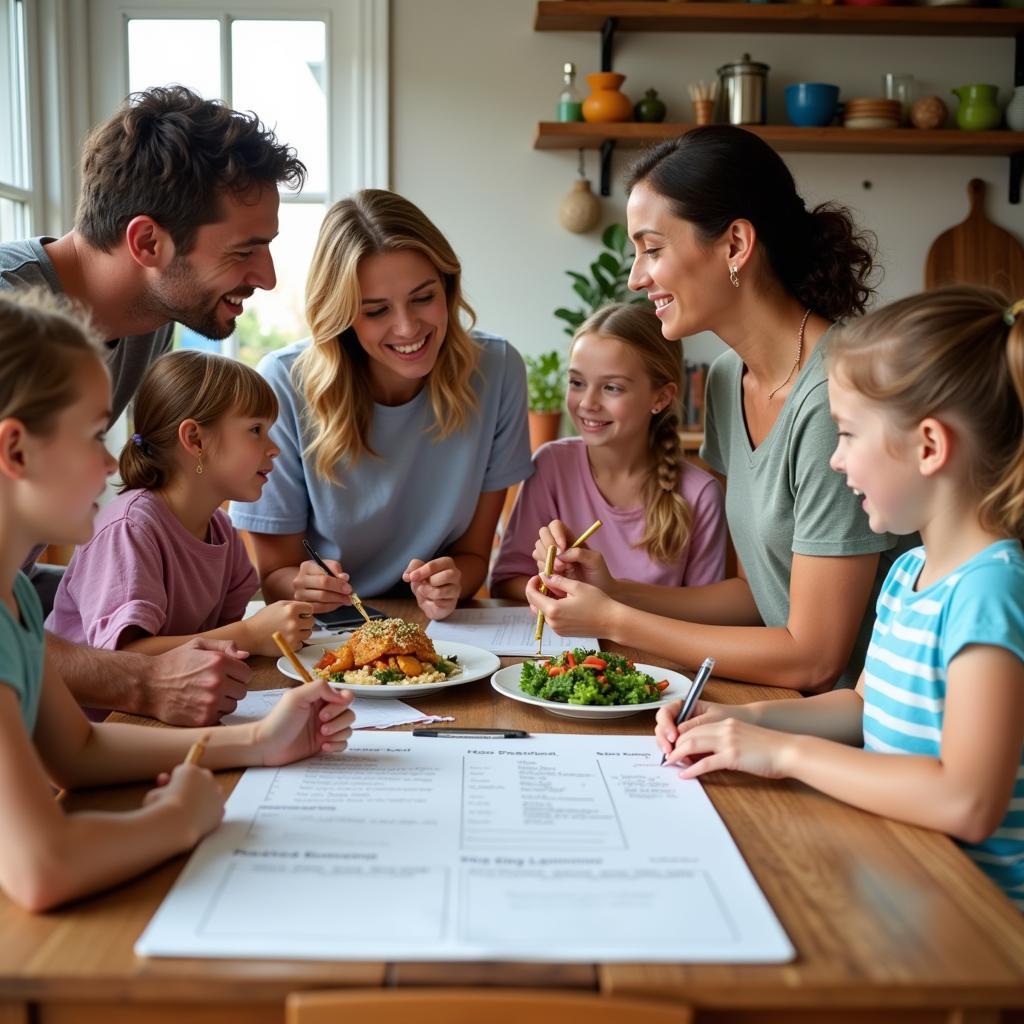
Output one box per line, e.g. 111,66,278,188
534,544,558,654
302,539,371,624
184,733,210,767
533,520,604,656
273,629,313,683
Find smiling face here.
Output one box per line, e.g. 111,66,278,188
20,355,117,546
350,249,449,403
626,181,734,341
150,185,280,340
828,371,925,537
567,331,674,453
200,411,280,504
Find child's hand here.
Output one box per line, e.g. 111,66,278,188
248,600,315,655
525,572,614,638
654,699,737,755
663,716,792,780
533,521,614,591
142,763,225,845
255,679,356,766
404,557,460,620
293,558,353,612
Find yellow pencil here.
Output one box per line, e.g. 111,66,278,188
533,519,603,656
184,734,210,767
273,629,313,683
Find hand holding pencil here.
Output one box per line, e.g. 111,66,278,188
533,520,602,654
532,519,613,591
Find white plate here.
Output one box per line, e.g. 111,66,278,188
277,641,500,698
490,662,692,720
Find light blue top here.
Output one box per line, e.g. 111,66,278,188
862,539,1024,910
230,331,534,597
0,572,46,735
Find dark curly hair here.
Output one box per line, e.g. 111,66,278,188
77,85,307,255
626,127,878,322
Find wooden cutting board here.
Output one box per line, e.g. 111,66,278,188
924,178,1024,297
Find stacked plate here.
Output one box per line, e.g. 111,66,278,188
843,97,901,130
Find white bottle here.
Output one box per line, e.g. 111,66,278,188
1006,86,1024,132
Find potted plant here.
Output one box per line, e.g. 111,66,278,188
554,223,652,336
525,350,565,451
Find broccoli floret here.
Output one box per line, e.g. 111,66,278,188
372,668,404,684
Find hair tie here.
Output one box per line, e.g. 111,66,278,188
1004,298,1024,327
131,433,146,449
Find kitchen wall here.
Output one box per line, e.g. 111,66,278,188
392,0,1022,366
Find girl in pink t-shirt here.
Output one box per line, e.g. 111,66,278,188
491,303,726,597
48,351,314,655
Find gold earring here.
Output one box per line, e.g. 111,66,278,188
729,266,740,288
195,455,204,476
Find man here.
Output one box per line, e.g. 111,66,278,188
0,85,306,725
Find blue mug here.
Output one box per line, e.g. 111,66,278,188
785,82,840,127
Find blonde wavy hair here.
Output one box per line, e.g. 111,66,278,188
296,189,481,482
572,304,691,564
829,285,1024,541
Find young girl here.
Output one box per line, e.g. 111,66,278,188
490,303,726,598
47,349,314,656
231,189,534,621
657,286,1024,910
0,288,353,912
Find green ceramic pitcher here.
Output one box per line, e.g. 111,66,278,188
952,84,1002,131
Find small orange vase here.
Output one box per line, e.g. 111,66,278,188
582,72,632,124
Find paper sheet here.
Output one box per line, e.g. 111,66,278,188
425,606,598,656
222,688,453,731
136,732,794,963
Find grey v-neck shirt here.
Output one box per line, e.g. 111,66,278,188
701,333,898,689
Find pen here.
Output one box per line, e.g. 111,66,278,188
660,656,716,766
412,727,529,738
302,539,370,624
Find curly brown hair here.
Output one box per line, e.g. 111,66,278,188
77,85,306,255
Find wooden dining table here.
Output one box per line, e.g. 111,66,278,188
2,598,1023,1024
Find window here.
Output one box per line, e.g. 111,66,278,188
89,1,388,364
0,0,35,241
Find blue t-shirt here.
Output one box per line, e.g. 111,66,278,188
230,332,534,596
862,539,1024,909
0,572,46,735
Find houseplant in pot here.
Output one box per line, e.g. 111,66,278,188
525,350,565,451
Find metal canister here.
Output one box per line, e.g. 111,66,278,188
715,53,769,125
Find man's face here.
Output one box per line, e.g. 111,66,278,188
151,185,279,340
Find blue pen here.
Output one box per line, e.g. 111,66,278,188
660,656,716,766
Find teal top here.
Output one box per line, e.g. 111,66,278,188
0,571,45,734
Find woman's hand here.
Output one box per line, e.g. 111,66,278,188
142,763,225,845
524,572,617,638
247,600,315,655
404,557,460,620
292,558,353,613
532,521,615,592
254,679,356,765
663,714,793,781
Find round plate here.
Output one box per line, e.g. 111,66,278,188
278,641,500,698
490,662,692,720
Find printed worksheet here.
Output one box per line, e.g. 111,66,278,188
425,606,598,655
135,732,793,963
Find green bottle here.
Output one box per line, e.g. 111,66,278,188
557,62,584,122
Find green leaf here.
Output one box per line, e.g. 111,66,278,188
597,251,619,275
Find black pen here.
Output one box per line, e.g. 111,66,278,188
660,656,716,766
301,539,370,624
412,727,529,738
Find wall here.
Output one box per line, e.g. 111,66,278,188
392,0,1022,367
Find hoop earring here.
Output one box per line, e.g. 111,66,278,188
195,456,204,476
729,266,740,289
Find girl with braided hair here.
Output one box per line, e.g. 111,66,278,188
491,303,726,597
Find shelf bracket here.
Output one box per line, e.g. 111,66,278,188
600,138,615,197
1011,151,1023,205
1016,32,1023,88
601,17,617,73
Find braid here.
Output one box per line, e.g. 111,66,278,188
639,408,692,564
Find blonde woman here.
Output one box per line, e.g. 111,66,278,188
232,190,533,620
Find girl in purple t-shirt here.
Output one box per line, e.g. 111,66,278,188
491,303,726,597
48,351,314,655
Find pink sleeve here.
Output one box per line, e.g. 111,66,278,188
64,520,170,650
217,518,259,626
489,447,562,586
681,474,728,587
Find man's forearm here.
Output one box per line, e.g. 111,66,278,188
46,632,148,714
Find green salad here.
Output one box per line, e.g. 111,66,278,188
520,649,669,706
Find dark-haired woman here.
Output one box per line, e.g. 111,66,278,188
527,126,900,692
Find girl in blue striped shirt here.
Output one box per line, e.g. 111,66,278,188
657,286,1024,910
